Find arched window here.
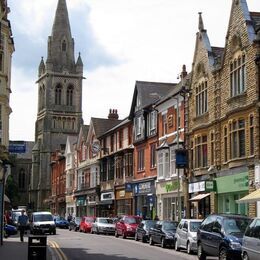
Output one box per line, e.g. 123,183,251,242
66,85,73,106
55,84,62,105
18,169,25,190
62,40,66,52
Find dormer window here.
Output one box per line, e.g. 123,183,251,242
62,40,67,52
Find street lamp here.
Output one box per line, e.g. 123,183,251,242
0,161,5,246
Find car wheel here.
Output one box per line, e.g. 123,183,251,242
115,230,119,238
122,231,126,239
197,242,206,260
135,233,138,241
161,237,166,248
219,247,228,260
53,230,56,235
96,228,99,235
149,236,154,246
175,239,180,251
142,235,146,243
242,252,249,260
187,241,192,254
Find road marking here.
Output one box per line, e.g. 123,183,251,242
49,240,68,260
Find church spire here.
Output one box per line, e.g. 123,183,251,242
46,0,76,73
198,12,205,32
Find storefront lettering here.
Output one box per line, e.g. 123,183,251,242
165,181,179,192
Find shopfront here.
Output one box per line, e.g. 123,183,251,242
115,185,133,216
216,172,249,215
133,180,156,219
156,179,183,221
66,195,76,218
99,191,115,217
189,180,215,218
76,196,87,217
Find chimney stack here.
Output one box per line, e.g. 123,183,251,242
108,109,119,119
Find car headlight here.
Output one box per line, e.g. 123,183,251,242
230,241,241,250
166,234,173,239
127,227,132,231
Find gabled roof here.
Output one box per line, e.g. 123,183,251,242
129,81,176,118
99,117,130,137
65,135,78,155
82,125,90,140
91,117,123,138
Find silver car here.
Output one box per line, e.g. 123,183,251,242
242,217,260,260
91,217,115,235
174,219,202,254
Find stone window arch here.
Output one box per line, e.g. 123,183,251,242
66,85,74,106
55,84,62,105
62,40,67,52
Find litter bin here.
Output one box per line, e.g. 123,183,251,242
28,235,47,260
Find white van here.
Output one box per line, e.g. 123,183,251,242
30,211,56,235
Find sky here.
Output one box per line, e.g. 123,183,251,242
8,0,260,141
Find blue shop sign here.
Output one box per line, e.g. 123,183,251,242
134,181,154,195
125,183,132,192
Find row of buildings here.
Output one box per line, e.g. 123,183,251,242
48,0,260,221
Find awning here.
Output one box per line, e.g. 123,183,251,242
4,194,10,203
237,189,260,204
189,193,210,202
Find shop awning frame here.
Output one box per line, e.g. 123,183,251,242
236,189,260,204
189,193,210,202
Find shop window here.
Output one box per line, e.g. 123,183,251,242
137,148,145,172
195,81,208,116
230,54,246,97
150,143,157,168
194,135,208,168
229,119,245,159
249,115,254,156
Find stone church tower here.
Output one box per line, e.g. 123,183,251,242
29,0,83,211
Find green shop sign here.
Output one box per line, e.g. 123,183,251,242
165,181,179,193
216,172,248,194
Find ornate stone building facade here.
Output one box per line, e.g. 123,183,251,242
29,0,83,210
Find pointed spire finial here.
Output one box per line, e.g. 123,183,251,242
198,12,204,32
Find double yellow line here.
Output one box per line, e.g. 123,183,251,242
49,240,68,260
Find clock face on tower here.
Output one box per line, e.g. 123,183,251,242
91,140,101,154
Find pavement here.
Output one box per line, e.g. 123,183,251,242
0,233,54,260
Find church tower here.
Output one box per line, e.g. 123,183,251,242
29,0,84,210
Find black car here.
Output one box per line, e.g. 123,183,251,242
135,220,156,243
149,220,178,248
197,214,250,260
69,217,81,231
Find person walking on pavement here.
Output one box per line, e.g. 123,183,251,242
18,210,28,242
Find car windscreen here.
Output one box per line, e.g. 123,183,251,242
163,221,178,231
86,218,95,223
145,220,156,228
223,218,250,235
99,218,113,224
75,218,81,223
34,214,53,222
125,217,140,224
190,221,202,232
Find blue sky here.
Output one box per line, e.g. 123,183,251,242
8,0,260,141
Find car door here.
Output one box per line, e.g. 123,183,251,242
199,215,217,255
210,217,223,256
180,221,188,248
153,223,162,243
176,221,184,247
248,219,260,260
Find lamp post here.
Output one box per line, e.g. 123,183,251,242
0,161,5,246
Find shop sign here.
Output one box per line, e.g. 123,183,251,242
101,192,115,201
189,180,215,193
134,181,154,195
119,190,125,197
205,181,215,192
76,196,86,206
216,172,248,194
165,181,179,192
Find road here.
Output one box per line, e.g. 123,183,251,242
48,229,217,260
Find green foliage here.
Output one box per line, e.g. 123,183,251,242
5,175,19,204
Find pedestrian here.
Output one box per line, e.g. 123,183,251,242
67,213,72,222
18,210,28,242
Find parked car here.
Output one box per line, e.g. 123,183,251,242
79,216,95,233
4,224,18,237
54,216,69,229
149,220,178,248
69,217,81,231
242,217,260,260
174,219,202,254
11,209,30,229
135,220,157,243
30,211,56,235
91,217,115,235
115,215,141,239
197,214,250,260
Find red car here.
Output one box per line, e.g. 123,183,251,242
79,216,95,233
115,215,141,239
